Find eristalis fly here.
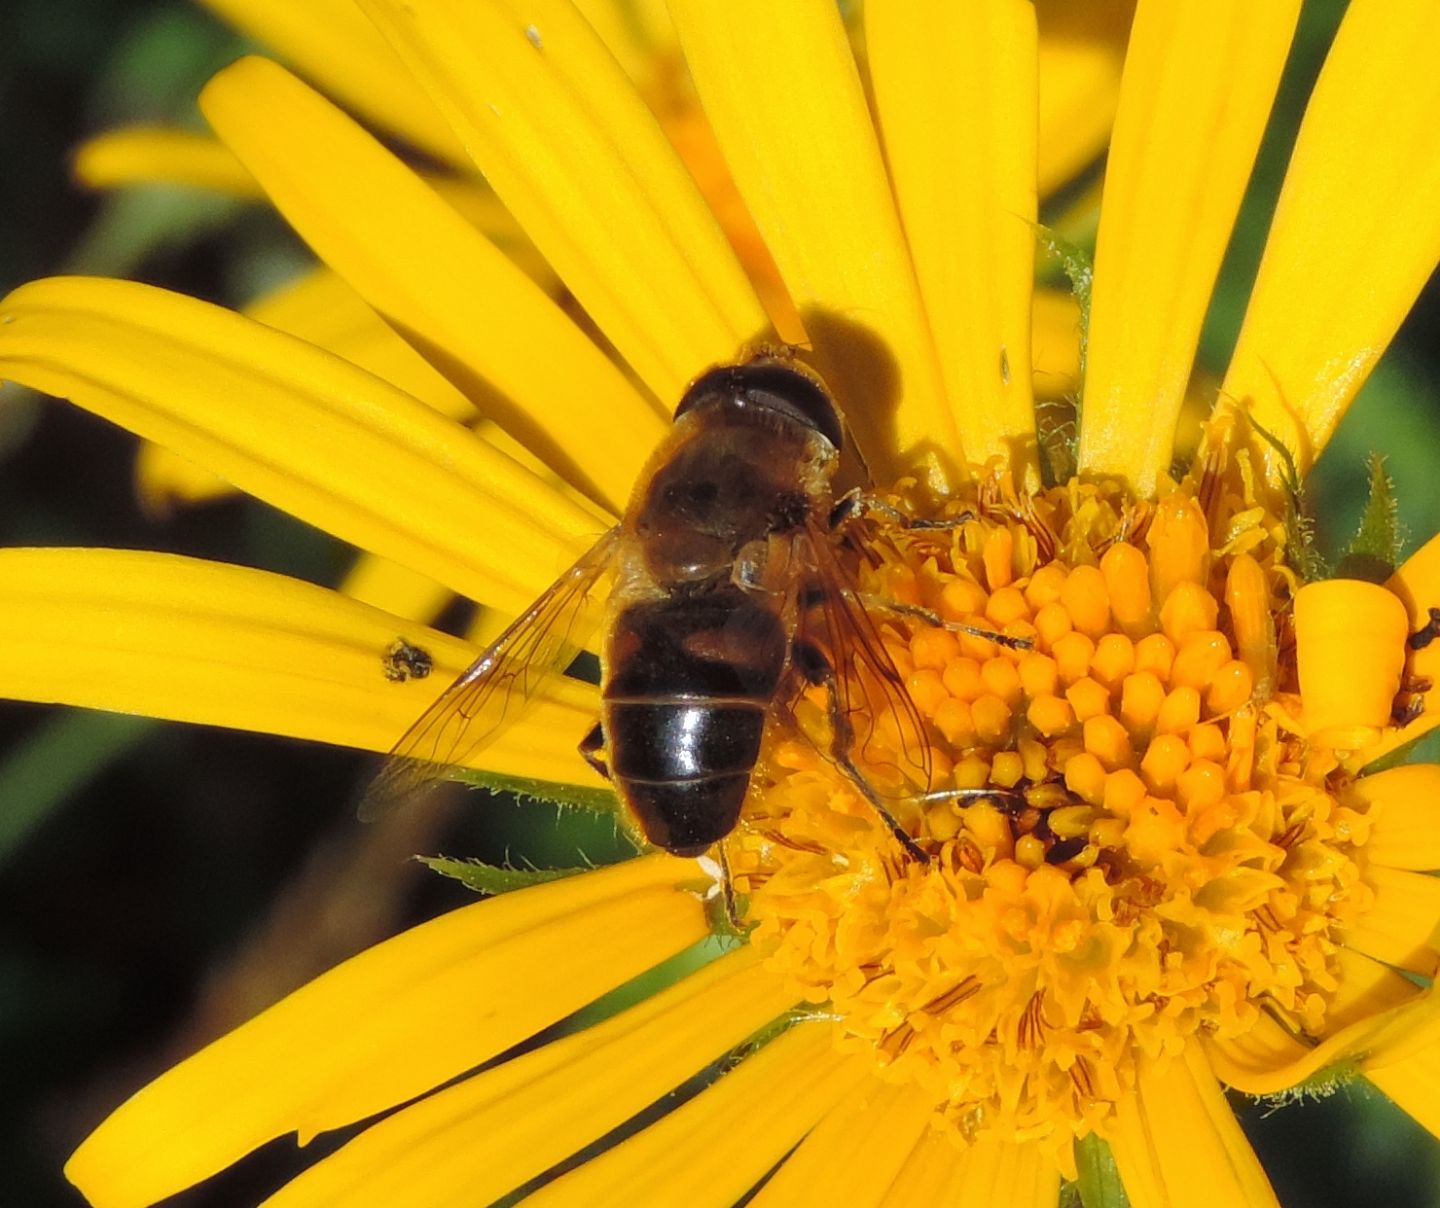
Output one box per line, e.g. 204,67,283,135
361,352,988,865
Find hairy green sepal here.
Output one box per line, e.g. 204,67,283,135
415,855,590,894
453,769,619,814
1246,412,1328,583
1335,453,1403,583
1032,225,1093,487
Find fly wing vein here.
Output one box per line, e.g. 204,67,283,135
357,528,620,820
793,525,934,794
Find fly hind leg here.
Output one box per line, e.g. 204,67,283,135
578,720,610,780
791,639,930,864
712,839,746,933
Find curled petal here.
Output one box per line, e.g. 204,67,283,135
67,857,707,1208
0,548,601,785
0,276,606,614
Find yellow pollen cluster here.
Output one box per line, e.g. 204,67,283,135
733,464,1389,1162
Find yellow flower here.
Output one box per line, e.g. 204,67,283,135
3,0,1440,1205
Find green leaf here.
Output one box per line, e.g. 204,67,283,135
1334,453,1402,583
414,855,587,894
1073,1134,1131,1208
0,710,158,864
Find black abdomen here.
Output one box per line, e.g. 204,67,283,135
604,590,787,856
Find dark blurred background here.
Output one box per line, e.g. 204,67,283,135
0,0,1437,1204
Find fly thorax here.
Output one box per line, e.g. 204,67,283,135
636,428,813,585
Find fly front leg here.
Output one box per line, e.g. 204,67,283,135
791,638,930,864
829,488,975,533
856,596,1034,652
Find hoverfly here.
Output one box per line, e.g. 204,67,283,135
361,353,956,863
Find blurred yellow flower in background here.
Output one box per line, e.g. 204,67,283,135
2,0,1439,1205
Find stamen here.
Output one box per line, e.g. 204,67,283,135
738,470,1395,1158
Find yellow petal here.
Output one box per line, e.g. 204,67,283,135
72,126,262,197
1034,0,1132,195
358,0,769,403
202,57,663,513
66,856,705,1208
1208,957,1435,1097
1367,1035,1440,1142
1328,947,1429,1032
1362,532,1440,763
68,126,554,291
194,0,466,166
573,0,676,90
1031,286,1084,403
1340,865,1440,977
71,122,556,293
0,548,601,786
1294,579,1409,750
0,276,605,616
1077,0,1300,495
749,1079,933,1207
1356,985,1440,1076
426,177,560,292
877,1135,1055,1207
668,0,959,483
878,1132,966,1206
243,268,474,421
264,947,796,1207
866,0,1038,483
339,554,452,624
527,1023,870,1207
137,265,480,517
133,442,230,516
249,266,577,486
946,1137,1059,1206
1348,765,1440,871
1388,529,1440,681
1203,1014,1309,1093
1222,0,1440,478
1109,1046,1278,1208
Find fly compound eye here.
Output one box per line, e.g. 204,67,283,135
673,365,737,423
735,363,843,451
673,358,844,452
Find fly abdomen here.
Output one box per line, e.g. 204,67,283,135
603,591,788,856
606,701,766,857
608,701,766,781
604,590,788,698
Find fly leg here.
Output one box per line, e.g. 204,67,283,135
713,839,745,932
792,638,930,864
857,597,1034,652
829,489,975,533
578,720,610,780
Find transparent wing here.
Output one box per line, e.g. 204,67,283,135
358,528,620,820
791,524,933,794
